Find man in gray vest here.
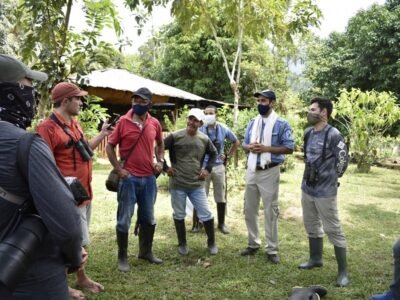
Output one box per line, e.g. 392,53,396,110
298,97,350,287
0,54,83,299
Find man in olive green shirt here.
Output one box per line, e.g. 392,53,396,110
164,108,218,256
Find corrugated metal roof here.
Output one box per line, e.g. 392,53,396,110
81,69,206,101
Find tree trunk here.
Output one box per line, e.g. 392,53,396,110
231,83,240,129
355,152,371,173
357,161,371,173
230,82,240,168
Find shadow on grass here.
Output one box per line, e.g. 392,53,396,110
370,186,400,199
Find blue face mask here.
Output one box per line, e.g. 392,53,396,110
257,104,270,115
133,104,149,116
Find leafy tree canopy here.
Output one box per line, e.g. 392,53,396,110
134,22,289,105
334,88,400,172
8,0,124,119
305,1,400,102
126,0,321,126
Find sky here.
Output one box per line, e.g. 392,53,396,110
315,0,385,37
70,0,386,54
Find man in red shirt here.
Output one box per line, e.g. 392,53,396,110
37,82,110,300
106,87,165,272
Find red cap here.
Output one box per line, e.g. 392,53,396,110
51,82,88,103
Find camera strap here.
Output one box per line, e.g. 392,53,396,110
206,124,220,153
50,113,86,170
50,113,83,143
304,125,333,166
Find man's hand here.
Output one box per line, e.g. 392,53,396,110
248,142,269,154
198,168,209,180
100,119,113,136
153,162,163,174
166,167,176,177
117,168,130,179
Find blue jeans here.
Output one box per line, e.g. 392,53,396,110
116,175,156,233
170,187,213,221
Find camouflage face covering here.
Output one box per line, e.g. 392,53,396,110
0,82,36,129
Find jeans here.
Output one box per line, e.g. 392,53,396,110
170,187,213,221
116,175,156,233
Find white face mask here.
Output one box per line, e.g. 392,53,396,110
204,114,216,126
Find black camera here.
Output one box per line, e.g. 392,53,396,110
304,162,319,187
75,138,93,161
212,139,222,155
0,214,46,297
64,177,90,206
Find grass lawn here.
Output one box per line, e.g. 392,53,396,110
75,161,399,299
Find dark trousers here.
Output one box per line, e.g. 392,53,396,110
7,270,68,300
391,239,400,300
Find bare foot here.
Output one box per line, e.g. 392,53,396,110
77,278,104,294
68,287,85,300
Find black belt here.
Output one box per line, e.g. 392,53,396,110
255,162,280,170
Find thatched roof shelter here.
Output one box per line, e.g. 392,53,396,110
81,69,227,108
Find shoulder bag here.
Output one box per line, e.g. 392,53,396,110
105,125,146,192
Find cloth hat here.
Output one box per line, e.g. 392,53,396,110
132,87,152,101
51,82,88,103
254,89,276,100
188,108,205,122
0,54,48,82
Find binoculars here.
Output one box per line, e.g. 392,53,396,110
75,138,94,161
0,214,46,297
304,162,319,187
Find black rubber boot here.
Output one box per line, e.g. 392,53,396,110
174,219,189,255
203,219,218,255
217,203,230,234
116,230,130,272
138,224,163,264
299,238,323,269
334,246,350,287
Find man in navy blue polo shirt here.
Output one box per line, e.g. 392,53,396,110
240,89,294,264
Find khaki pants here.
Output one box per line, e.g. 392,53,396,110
80,202,92,247
204,164,225,203
301,191,346,248
244,166,280,255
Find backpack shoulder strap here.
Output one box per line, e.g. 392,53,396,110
16,132,37,183
321,125,333,162
303,128,313,160
0,132,36,240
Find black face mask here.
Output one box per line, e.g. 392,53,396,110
257,104,270,115
0,82,36,129
132,103,149,116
